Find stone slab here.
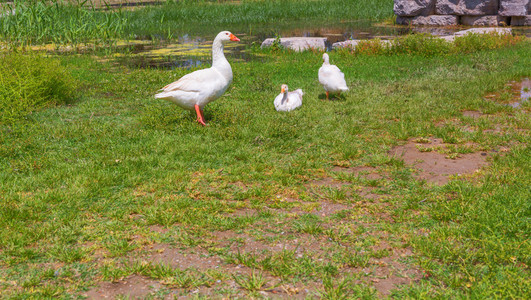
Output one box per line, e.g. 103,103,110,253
454,27,512,36
511,15,531,25
435,0,499,16
461,15,509,26
499,0,530,16
332,39,392,49
394,0,436,17
410,15,459,25
261,37,327,52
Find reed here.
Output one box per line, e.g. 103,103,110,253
0,0,393,47
0,0,128,47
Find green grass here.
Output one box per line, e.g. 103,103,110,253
0,28,530,298
0,52,77,124
0,0,393,47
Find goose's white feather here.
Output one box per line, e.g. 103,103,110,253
318,53,348,94
274,85,303,112
155,31,237,110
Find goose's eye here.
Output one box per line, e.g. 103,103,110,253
226,33,229,35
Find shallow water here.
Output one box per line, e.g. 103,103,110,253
512,78,531,108
113,21,410,69
110,22,531,69
484,78,531,109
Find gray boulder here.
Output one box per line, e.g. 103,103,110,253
394,0,436,16
410,15,459,25
499,0,530,16
453,27,512,36
261,37,327,52
461,15,509,26
511,15,531,25
436,0,499,16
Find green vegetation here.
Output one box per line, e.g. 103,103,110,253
341,32,526,57
0,52,77,124
1,38,529,297
0,0,393,47
0,0,530,298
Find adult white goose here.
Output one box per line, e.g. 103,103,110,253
155,31,240,126
274,84,303,112
318,53,348,100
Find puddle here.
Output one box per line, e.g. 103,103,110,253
484,78,531,108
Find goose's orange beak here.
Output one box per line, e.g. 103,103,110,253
229,33,240,42
281,87,285,93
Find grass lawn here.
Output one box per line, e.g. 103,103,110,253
0,1,530,298
1,38,529,298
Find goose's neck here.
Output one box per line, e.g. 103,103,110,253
281,92,288,104
212,39,231,75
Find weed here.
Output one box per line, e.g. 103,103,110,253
233,271,268,292
318,276,351,300
293,214,323,234
0,52,76,124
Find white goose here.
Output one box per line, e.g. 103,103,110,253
274,84,303,112
318,53,348,100
155,31,240,126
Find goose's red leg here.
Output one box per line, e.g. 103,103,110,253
194,104,206,126
326,91,329,100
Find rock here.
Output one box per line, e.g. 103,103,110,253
461,15,509,26
454,27,512,36
332,40,361,49
410,15,459,25
438,35,457,42
499,0,530,16
412,27,457,36
435,0,499,16
332,39,392,50
396,16,413,25
261,37,327,52
511,15,531,25
394,0,436,16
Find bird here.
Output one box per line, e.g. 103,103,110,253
318,53,348,100
154,31,240,126
274,84,303,112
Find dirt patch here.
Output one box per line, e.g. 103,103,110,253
313,202,351,217
225,208,257,218
333,166,382,180
307,177,349,188
364,243,422,296
84,275,163,299
143,243,221,270
389,138,488,185
148,225,169,234
462,110,483,118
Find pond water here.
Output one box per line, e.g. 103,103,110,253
109,22,531,69
110,20,415,69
